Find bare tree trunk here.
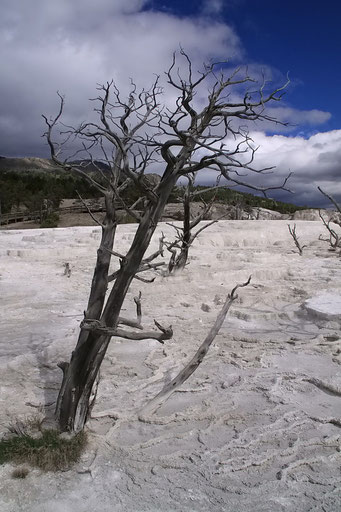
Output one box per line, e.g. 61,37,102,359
173,187,191,271
56,180,176,432
55,201,116,429
288,223,306,255
168,182,218,274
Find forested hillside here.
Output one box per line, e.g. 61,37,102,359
0,157,307,217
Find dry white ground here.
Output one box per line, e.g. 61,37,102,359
0,220,340,512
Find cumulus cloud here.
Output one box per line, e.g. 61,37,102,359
231,130,341,207
0,0,241,156
196,129,341,207
265,107,331,129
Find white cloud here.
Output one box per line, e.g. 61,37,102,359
265,107,331,127
0,0,338,207
0,0,242,155
195,129,341,206
235,130,341,206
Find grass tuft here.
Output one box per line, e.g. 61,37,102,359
0,429,87,471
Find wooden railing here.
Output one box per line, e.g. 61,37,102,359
0,210,41,225
0,204,104,226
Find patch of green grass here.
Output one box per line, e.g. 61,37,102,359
0,429,87,471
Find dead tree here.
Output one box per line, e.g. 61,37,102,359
318,187,341,253
43,50,291,432
318,211,341,251
288,223,306,255
166,177,222,273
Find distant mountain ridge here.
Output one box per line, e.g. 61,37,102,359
0,156,113,172
0,156,60,173
0,156,112,175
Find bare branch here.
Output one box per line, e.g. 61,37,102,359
319,211,341,250
76,191,104,228
134,275,156,283
80,317,172,344
318,187,341,216
107,261,165,283
288,224,307,255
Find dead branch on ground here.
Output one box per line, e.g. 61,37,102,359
139,276,251,418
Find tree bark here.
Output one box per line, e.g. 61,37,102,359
56,176,178,432
173,186,191,271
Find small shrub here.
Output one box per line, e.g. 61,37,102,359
0,429,87,471
40,212,59,228
11,467,29,479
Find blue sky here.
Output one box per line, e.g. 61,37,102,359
0,0,340,206
148,0,341,135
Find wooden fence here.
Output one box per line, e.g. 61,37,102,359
0,204,104,226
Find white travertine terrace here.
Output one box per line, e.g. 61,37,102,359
0,220,340,512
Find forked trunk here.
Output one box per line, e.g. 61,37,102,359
55,179,176,432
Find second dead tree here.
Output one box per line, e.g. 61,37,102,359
166,177,221,273
318,186,341,254
288,223,307,255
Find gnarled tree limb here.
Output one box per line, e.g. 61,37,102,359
80,317,172,344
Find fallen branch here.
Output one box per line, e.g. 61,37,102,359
139,276,251,418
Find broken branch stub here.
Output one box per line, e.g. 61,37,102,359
79,297,173,344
